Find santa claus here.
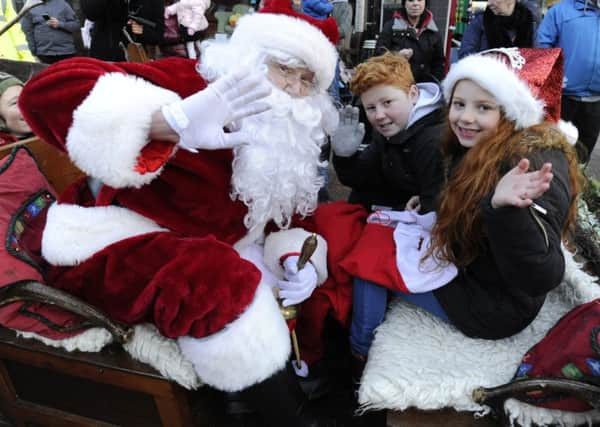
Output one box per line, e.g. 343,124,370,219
17,0,343,425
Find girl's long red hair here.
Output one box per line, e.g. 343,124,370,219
428,118,582,267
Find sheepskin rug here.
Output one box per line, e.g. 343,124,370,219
359,248,600,426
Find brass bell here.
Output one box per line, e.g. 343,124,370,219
280,303,298,320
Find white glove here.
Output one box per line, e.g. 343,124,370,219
162,68,271,152
278,256,318,307
330,105,365,157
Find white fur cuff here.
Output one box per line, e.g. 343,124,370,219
263,228,328,285
66,72,181,188
42,203,167,266
177,282,291,392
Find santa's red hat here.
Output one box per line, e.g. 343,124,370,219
443,48,578,143
227,0,339,91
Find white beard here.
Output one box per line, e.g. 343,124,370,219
230,86,335,233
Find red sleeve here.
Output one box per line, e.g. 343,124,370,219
19,57,206,154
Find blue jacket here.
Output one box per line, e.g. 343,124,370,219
536,0,600,97
302,0,333,19
458,0,539,58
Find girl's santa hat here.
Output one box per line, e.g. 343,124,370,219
442,48,578,144
201,0,339,92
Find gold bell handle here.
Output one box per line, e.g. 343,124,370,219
297,233,318,270
282,233,318,370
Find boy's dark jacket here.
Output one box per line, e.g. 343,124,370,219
333,107,445,214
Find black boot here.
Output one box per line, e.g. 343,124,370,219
351,351,367,385
349,353,388,427
240,365,332,427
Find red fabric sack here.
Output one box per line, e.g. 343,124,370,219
513,298,600,412
338,223,408,293
0,147,87,339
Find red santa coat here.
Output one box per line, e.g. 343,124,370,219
18,56,340,392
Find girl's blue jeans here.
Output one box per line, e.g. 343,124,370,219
350,277,451,357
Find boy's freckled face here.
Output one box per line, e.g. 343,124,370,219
361,84,418,138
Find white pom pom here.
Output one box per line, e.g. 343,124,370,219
557,119,578,145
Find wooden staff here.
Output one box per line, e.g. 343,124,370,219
286,233,318,370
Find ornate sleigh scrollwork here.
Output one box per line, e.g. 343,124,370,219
473,378,600,419
0,280,133,344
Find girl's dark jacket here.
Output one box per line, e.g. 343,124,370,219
376,9,445,83
333,86,445,214
434,131,573,339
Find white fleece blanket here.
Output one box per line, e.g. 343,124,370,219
359,248,600,427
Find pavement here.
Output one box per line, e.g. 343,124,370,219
585,139,600,179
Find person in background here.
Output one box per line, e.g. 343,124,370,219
81,0,164,61
376,0,445,84
0,0,36,61
458,0,538,58
331,0,352,52
20,0,79,64
0,73,32,144
126,0,165,52
302,0,333,19
536,0,600,164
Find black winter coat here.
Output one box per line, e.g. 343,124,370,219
434,148,572,339
82,0,164,61
333,108,445,213
376,10,445,83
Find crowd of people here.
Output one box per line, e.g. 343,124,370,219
0,0,597,425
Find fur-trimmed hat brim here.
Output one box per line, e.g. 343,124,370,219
442,55,545,130
228,13,338,91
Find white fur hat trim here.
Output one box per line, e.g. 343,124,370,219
228,13,338,91
443,55,545,130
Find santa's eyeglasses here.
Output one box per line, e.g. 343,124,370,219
267,61,317,95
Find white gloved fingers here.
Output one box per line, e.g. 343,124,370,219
220,130,253,148
278,283,313,307
225,120,241,132
210,67,251,95
229,81,271,110
282,256,299,275
356,122,366,137
282,296,303,307
228,79,271,122
331,116,364,157
350,106,360,124
230,101,271,123
286,265,317,281
283,264,318,285
278,278,302,290
339,105,354,125
215,70,268,102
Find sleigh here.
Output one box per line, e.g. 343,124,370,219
3,62,600,427
1,137,600,427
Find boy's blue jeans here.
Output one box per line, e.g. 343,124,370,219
350,277,451,357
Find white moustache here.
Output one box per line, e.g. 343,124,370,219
257,85,323,128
